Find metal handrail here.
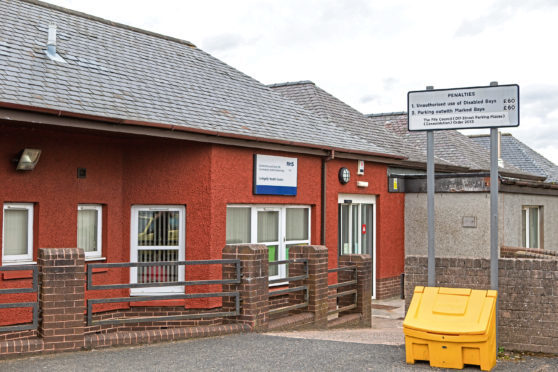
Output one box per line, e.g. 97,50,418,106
0,265,39,332
268,258,308,285
87,259,241,290
267,258,309,315
327,265,358,317
86,259,241,326
327,266,356,274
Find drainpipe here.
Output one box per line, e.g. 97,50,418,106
321,150,335,245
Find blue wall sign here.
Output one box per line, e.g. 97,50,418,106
253,154,298,195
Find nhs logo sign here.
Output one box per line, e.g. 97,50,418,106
253,154,298,196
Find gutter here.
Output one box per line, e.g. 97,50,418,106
0,101,406,162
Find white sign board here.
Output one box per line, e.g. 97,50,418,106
253,154,298,195
408,85,519,131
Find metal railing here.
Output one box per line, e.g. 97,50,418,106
86,259,241,326
268,258,308,316
327,266,357,316
0,265,39,332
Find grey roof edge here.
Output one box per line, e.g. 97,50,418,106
267,81,316,88
0,102,406,161
366,112,407,117
391,172,548,185
468,133,512,138
20,0,196,48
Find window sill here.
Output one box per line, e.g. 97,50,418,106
129,299,185,307
85,257,106,262
269,281,288,287
1,261,36,266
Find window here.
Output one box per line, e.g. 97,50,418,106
2,203,34,264
226,205,310,280
130,205,185,295
522,206,542,248
78,205,102,259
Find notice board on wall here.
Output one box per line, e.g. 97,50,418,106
253,154,297,195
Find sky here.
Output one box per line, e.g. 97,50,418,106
43,0,558,164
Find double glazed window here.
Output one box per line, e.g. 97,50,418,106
522,206,542,249
226,205,310,280
2,203,34,264
77,205,102,259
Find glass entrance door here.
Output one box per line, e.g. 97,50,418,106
338,194,376,297
338,203,373,256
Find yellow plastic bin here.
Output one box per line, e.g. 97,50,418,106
403,286,497,371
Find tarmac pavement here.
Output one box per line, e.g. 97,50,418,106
0,298,556,371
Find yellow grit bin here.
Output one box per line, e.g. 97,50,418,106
403,286,497,371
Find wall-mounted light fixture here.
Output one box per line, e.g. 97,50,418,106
338,167,350,184
15,149,42,171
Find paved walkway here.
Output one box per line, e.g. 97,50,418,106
268,297,406,345
1,298,556,371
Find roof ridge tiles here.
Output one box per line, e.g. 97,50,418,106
267,81,315,88
19,0,197,48
366,111,407,117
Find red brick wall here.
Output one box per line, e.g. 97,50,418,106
324,159,405,283
211,146,405,290
1,123,405,324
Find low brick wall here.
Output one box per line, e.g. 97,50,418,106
376,275,402,299
0,329,37,342
86,307,225,335
1,245,372,359
405,256,558,354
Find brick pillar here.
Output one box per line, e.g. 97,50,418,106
222,244,269,331
289,245,329,328
38,248,85,351
338,254,372,327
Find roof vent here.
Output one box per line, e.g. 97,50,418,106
45,23,66,63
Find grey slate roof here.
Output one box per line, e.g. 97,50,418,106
471,134,558,183
269,81,452,167
365,112,537,178
271,81,535,176
0,0,396,158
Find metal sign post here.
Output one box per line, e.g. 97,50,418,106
489,83,499,292
408,82,519,349
426,87,435,287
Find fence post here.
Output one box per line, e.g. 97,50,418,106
222,244,269,332
338,254,372,327
38,248,85,351
289,245,329,328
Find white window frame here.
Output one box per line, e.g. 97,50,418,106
130,205,186,296
522,205,541,249
227,205,311,282
78,204,103,259
2,203,34,265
